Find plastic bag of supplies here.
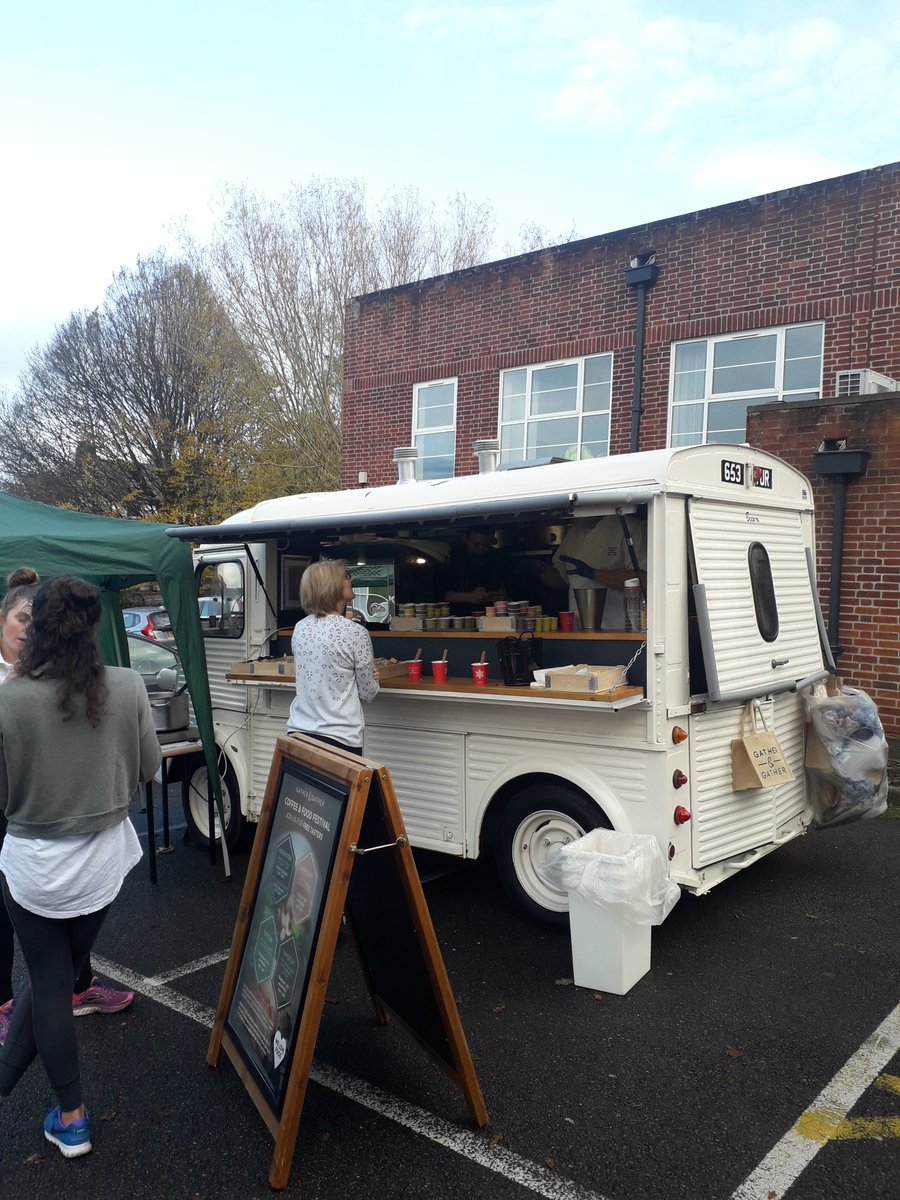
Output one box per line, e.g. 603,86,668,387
801,677,889,829
540,829,680,926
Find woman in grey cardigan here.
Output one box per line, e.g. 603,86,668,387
0,575,160,1158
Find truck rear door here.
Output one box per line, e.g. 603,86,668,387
688,498,830,703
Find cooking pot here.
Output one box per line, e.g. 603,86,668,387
149,684,190,732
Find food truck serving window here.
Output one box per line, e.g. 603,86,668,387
196,561,245,637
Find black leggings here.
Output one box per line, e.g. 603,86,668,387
291,731,363,755
0,875,109,1110
0,815,92,1001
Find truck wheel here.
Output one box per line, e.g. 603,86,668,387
495,783,610,928
182,758,245,849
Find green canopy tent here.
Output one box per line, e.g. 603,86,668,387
0,491,228,875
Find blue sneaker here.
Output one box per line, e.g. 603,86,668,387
43,1106,92,1158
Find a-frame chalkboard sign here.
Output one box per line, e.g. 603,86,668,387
207,733,488,1190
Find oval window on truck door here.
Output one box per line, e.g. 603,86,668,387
748,542,779,642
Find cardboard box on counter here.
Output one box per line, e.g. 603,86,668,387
478,615,519,632
374,657,409,679
533,664,624,693
390,616,424,631
230,657,295,678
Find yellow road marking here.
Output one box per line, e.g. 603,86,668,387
795,1075,900,1144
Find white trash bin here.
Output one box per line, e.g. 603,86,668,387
549,828,680,995
567,889,651,994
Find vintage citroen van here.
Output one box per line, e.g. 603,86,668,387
168,445,833,925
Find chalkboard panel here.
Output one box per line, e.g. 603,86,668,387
208,735,486,1190
345,770,453,1072
224,758,349,1115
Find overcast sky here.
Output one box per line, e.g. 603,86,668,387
2,0,898,391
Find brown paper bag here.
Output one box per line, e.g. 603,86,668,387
731,702,796,790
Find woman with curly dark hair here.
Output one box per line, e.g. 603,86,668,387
0,575,160,1159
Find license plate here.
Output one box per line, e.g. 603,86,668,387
752,465,773,488
721,459,744,485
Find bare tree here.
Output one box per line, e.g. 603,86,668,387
0,253,259,523
182,178,498,492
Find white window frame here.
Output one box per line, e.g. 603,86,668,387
667,322,824,448
412,377,457,480
498,353,614,465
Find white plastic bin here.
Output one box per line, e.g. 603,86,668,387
552,826,679,994
567,890,651,994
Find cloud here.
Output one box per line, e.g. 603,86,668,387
690,143,860,203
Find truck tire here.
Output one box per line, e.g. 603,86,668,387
495,782,611,928
181,758,245,850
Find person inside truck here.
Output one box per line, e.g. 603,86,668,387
287,560,380,755
550,512,647,629
437,526,510,615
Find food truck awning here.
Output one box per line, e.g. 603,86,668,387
165,450,689,544
166,488,662,543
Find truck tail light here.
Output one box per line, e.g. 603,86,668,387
672,726,688,744
673,770,688,789
674,805,691,825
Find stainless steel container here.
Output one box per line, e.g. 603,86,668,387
574,587,607,631
149,688,190,732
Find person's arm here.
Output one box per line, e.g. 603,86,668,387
0,732,7,813
136,684,162,783
353,627,380,704
443,585,505,605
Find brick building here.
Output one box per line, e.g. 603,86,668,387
341,162,900,731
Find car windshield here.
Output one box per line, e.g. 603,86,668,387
127,634,182,688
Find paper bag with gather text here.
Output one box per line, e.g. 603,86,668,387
731,702,795,790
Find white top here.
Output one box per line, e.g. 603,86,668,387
552,517,646,629
0,658,13,685
288,614,380,749
0,817,143,918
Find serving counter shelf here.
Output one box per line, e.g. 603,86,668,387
225,668,644,709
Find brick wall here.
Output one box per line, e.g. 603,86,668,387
341,163,900,733
747,396,899,735
343,162,900,485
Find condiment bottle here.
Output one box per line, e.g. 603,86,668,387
624,578,642,632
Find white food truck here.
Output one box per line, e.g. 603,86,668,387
168,445,833,925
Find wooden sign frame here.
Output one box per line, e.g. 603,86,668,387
208,734,487,1190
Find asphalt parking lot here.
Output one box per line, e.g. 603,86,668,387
0,793,897,1200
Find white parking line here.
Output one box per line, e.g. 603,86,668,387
92,953,609,1200
145,949,231,986
731,1001,900,1200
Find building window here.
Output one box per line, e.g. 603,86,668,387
413,379,456,479
669,323,824,447
499,354,613,464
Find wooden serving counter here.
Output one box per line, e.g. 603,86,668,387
225,666,643,707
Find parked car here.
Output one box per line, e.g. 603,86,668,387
123,606,172,641
126,631,180,683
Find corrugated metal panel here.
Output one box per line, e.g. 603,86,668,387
689,500,825,698
689,702,777,867
363,725,465,848
465,735,651,807
249,715,287,811
771,691,810,827
204,638,249,711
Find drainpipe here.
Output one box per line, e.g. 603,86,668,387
812,439,870,658
624,254,659,453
